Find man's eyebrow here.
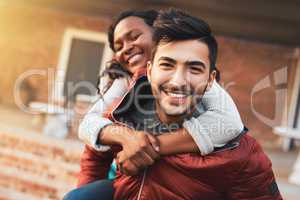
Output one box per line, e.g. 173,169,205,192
158,56,177,64
185,60,206,68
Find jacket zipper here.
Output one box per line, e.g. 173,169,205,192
109,74,148,200
137,168,147,200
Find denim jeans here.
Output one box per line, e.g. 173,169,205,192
63,180,114,200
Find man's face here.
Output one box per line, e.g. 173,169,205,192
114,16,154,74
148,39,215,123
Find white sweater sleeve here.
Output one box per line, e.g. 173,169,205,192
183,80,244,155
78,78,129,151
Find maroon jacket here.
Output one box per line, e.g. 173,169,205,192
78,70,282,200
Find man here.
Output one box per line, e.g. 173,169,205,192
77,9,282,199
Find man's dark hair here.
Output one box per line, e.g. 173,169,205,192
108,9,159,51
152,9,220,80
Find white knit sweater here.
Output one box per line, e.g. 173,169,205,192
78,78,244,155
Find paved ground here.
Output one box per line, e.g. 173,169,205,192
277,180,300,200
266,148,300,199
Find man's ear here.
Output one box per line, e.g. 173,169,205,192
147,61,152,82
207,70,216,90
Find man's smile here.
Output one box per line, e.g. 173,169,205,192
159,85,193,105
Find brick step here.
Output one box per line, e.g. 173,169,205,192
0,146,79,184
0,123,84,199
0,185,51,200
0,163,73,200
0,124,83,164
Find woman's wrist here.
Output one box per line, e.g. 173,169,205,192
156,128,199,155
99,124,132,146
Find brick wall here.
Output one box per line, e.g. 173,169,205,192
217,37,296,143
0,4,110,105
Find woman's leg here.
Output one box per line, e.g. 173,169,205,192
63,180,114,200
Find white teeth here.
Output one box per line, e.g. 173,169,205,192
128,54,142,64
167,92,187,98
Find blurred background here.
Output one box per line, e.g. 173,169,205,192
0,0,300,199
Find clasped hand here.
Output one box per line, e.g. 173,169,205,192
116,131,160,176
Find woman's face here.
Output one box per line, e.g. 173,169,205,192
113,16,154,74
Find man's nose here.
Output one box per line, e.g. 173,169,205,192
169,69,187,87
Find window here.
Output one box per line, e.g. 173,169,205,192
293,88,300,130
52,28,112,103
288,53,300,131
273,49,300,151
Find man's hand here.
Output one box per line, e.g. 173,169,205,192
99,125,160,175
117,132,160,175
116,152,139,176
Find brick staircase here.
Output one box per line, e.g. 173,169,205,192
0,124,84,200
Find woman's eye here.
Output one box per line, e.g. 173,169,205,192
114,45,122,52
131,33,141,40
